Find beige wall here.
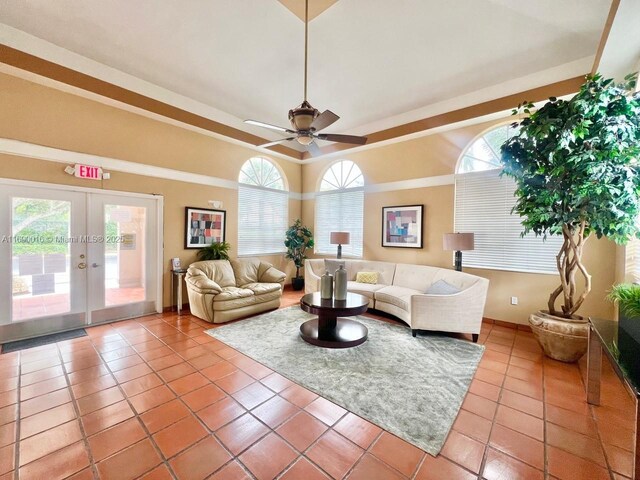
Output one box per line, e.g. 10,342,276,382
302,120,617,324
1,72,618,324
0,73,301,308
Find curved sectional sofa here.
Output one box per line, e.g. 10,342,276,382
305,259,489,341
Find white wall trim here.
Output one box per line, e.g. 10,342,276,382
1,138,455,200
0,137,307,199
365,174,455,194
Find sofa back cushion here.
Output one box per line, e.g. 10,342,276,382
346,260,395,285
393,263,441,291
324,259,345,274
431,268,480,291
230,258,263,286
189,260,236,288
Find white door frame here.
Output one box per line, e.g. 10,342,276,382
0,178,163,342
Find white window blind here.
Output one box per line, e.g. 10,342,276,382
238,185,288,256
625,237,640,283
454,170,563,274
315,189,364,258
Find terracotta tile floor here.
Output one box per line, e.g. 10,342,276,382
0,289,635,479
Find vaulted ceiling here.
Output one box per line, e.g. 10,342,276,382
1,0,638,161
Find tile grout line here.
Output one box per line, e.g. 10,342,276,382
12,351,21,480
76,322,172,479
475,322,506,480
56,339,100,479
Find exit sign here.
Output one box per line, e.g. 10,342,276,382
75,164,103,180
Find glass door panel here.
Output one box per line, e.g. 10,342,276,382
0,185,87,342
11,197,72,321
104,204,147,306
88,194,158,324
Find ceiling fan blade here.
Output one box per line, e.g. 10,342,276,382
245,119,296,134
310,110,339,132
317,133,368,145
259,137,296,148
307,141,323,157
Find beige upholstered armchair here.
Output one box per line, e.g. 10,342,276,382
186,258,286,324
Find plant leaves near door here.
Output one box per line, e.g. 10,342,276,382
196,241,231,261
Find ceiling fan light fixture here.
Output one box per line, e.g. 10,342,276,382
296,135,314,146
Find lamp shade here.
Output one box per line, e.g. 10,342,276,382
330,232,350,245
443,233,474,251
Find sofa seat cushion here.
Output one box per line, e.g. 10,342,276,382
242,283,281,295
213,296,257,311
375,285,422,311
213,286,254,302
253,289,283,305
347,281,387,300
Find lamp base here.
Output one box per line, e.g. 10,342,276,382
454,251,462,272
337,244,342,259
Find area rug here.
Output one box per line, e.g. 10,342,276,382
206,306,484,455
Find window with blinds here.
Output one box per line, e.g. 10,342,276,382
314,161,364,257
237,158,288,256
454,171,563,273
454,125,562,274
625,236,640,283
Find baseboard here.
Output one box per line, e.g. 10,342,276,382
482,316,532,332
163,303,190,313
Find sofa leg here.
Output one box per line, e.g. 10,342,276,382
411,329,417,338
472,334,479,343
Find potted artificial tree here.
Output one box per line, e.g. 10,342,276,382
501,73,640,362
284,219,314,291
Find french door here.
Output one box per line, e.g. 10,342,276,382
0,181,162,343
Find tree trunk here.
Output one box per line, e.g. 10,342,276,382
548,222,592,318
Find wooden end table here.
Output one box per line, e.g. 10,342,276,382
299,292,369,348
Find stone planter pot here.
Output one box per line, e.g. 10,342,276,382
529,310,588,363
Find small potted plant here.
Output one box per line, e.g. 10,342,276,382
285,220,314,290
196,241,231,261
608,283,640,340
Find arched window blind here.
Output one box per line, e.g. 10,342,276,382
238,157,288,256
455,124,563,274
315,160,364,257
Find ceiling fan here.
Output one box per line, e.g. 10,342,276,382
245,0,367,157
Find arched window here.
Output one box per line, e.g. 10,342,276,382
454,124,562,273
315,160,364,257
238,157,289,256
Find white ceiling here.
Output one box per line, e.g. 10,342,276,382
0,0,613,148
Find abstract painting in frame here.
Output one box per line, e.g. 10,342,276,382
382,205,423,248
185,207,226,249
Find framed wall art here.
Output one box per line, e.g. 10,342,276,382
185,207,226,249
382,205,423,248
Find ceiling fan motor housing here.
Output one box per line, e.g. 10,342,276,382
289,100,319,132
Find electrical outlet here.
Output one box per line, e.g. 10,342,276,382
511,296,518,305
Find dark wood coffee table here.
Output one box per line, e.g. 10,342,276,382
299,292,369,348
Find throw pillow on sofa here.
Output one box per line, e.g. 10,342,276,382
355,271,378,284
425,279,461,295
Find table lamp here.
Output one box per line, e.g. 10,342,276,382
443,233,475,271
330,232,350,259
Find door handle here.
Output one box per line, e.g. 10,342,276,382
78,262,87,269
91,263,101,268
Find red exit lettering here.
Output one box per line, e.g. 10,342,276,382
74,164,102,179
